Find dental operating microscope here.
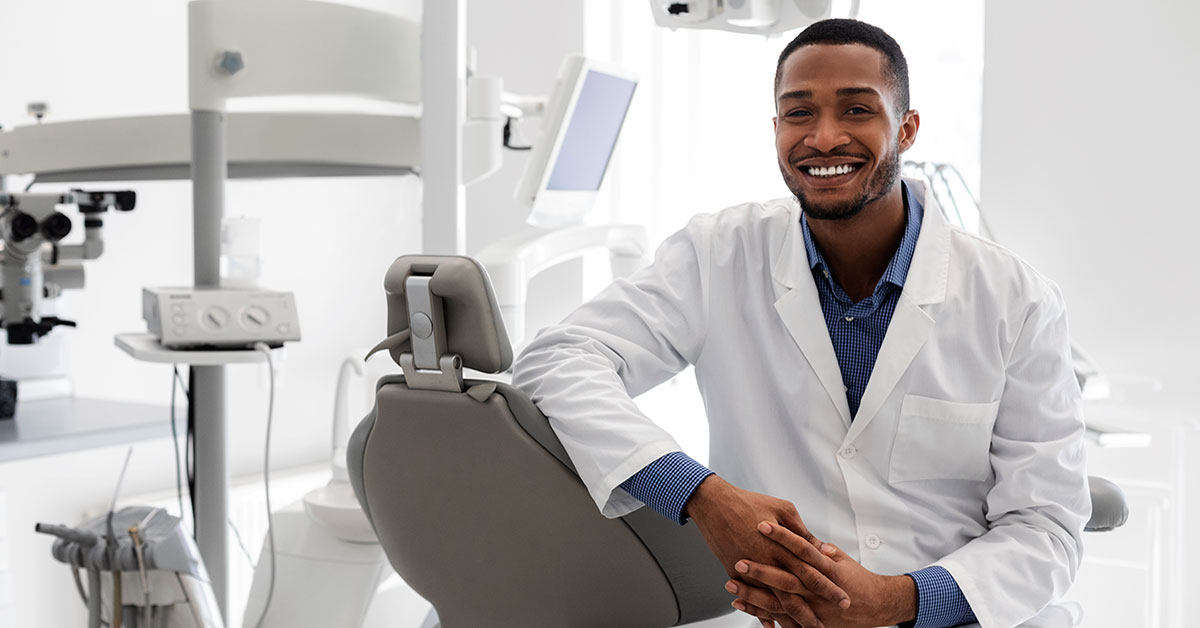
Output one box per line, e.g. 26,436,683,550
0,189,135,344
0,190,135,414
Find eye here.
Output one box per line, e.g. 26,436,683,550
847,106,871,115
785,109,812,118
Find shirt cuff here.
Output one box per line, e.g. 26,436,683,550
902,566,977,628
618,451,714,525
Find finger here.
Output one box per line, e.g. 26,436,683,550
759,523,851,608
730,580,826,628
759,521,835,569
726,579,785,615
730,597,774,622
777,506,820,546
776,552,851,609
776,591,827,628
771,615,804,628
735,560,808,595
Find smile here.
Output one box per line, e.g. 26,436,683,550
806,164,860,178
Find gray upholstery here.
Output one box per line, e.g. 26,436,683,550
347,377,731,627
348,254,731,628
381,255,513,373
1085,476,1129,532
496,383,730,624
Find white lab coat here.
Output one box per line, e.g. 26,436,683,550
512,179,1090,628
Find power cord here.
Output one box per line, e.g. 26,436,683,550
251,342,278,628
186,370,196,532
169,366,189,530
229,516,257,568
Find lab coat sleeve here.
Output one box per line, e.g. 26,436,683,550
511,217,712,518
933,281,1090,628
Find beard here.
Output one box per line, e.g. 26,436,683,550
781,140,902,221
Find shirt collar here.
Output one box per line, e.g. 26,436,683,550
800,180,925,291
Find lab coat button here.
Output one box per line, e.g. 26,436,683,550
865,534,882,549
838,445,857,459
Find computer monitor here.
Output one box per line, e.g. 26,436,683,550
515,55,638,227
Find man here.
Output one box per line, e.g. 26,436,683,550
512,19,1089,628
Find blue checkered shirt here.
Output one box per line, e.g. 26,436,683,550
619,183,976,627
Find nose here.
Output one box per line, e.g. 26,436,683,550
803,115,850,153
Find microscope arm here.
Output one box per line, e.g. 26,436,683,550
51,217,106,262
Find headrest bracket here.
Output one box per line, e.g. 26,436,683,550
405,275,448,369
400,274,465,392
400,353,465,392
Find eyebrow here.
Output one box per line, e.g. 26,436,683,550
777,87,883,101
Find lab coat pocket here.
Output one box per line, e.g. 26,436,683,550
888,395,1000,483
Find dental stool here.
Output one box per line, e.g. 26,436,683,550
346,255,732,628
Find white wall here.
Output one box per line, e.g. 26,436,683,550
983,1,1200,624
983,0,1200,399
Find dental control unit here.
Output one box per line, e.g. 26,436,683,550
142,287,300,349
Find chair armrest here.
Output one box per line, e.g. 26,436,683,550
1085,476,1129,532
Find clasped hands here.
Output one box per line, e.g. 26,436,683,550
687,476,916,628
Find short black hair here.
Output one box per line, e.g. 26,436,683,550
774,19,910,115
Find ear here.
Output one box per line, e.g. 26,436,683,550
897,109,920,153
772,115,778,132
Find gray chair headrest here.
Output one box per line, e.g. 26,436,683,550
372,255,513,374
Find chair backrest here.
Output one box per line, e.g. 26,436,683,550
347,255,730,628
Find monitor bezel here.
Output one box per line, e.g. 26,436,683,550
515,54,638,227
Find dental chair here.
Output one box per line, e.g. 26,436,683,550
346,254,1128,628
345,255,732,628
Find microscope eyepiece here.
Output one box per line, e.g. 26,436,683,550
115,191,136,211
40,212,73,242
10,212,39,241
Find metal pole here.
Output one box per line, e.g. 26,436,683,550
190,109,229,618
420,0,467,255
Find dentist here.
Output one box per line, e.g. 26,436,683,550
513,19,1089,628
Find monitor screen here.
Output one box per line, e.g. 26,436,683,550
545,70,637,191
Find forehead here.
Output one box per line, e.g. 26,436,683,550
777,43,890,100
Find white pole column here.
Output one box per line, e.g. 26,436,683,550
421,0,467,255
190,108,230,619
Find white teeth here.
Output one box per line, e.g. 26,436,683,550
806,164,858,177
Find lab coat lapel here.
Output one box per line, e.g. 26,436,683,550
845,180,951,443
772,200,854,429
